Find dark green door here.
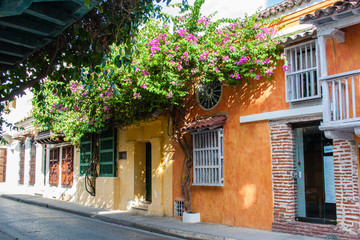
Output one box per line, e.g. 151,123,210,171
145,142,152,202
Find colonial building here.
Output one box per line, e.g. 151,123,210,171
172,0,360,239
0,92,173,217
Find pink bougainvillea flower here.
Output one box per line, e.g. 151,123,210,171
199,51,209,61
166,91,173,98
141,83,147,89
133,92,141,99
266,67,274,74
222,56,229,61
283,65,291,72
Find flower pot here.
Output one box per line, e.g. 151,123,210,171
182,212,200,223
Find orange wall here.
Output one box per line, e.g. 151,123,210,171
172,64,288,230
326,24,360,119
172,0,356,231
326,24,360,75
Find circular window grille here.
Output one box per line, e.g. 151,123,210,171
197,79,222,110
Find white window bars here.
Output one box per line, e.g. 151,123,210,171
174,200,185,217
285,40,320,102
192,128,224,186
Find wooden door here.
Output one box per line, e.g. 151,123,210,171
19,142,25,184
0,148,7,182
61,146,74,187
49,148,59,186
29,141,36,185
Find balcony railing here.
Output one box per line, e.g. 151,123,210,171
321,70,360,133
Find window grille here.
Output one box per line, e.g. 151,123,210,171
174,200,184,217
285,40,320,102
192,128,224,186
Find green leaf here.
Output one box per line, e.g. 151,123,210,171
83,0,90,8
97,5,103,13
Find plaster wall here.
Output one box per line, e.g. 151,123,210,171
75,115,173,216
117,116,173,216
172,0,348,231
75,177,120,209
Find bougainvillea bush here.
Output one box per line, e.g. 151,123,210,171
33,0,287,144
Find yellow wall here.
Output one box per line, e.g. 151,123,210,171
117,115,173,216
74,115,173,216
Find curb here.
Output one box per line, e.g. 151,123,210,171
1,194,230,240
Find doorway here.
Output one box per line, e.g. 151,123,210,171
145,142,152,202
294,123,336,224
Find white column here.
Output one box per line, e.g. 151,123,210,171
318,35,331,123
58,146,63,189
45,146,50,187
72,146,78,192
6,141,21,188
34,143,45,189
23,138,31,186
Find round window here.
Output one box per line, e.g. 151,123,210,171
196,79,222,110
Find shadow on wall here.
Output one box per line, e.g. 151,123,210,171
74,177,119,210
184,68,282,122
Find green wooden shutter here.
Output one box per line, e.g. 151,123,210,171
99,129,116,177
80,136,92,176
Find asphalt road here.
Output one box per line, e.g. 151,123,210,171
0,197,184,240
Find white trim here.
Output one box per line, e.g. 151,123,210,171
239,105,322,123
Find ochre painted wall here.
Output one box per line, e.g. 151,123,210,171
172,81,277,229
117,115,174,216
326,24,360,75
74,115,173,216
172,0,344,230
172,65,288,230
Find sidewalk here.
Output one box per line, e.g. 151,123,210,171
0,192,321,240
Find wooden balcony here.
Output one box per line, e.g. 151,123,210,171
320,70,360,139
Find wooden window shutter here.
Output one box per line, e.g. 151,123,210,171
99,129,116,177
80,136,92,176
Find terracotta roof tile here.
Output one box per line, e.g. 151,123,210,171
301,0,360,22
181,115,227,133
258,0,313,19
280,25,317,44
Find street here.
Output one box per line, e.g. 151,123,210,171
0,197,184,240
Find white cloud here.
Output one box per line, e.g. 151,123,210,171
161,0,267,20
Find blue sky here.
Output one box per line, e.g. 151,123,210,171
266,0,284,7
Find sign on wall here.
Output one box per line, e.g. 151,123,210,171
323,156,336,203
